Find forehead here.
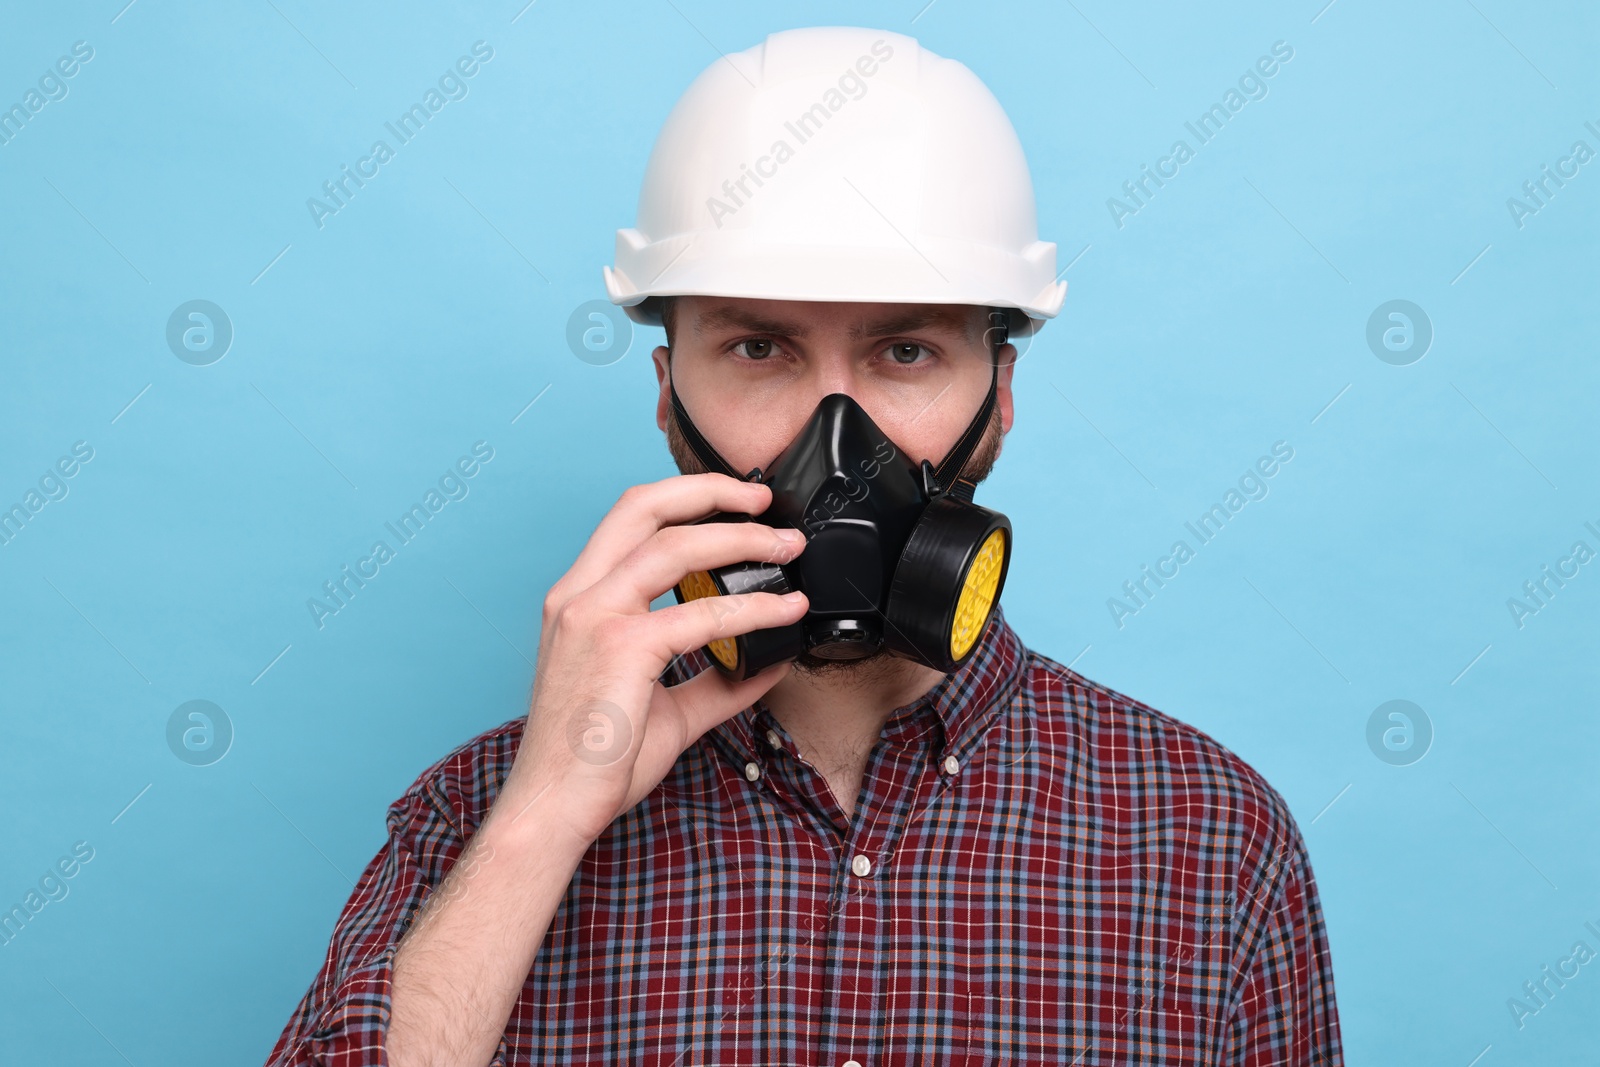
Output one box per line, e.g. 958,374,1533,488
684,297,981,343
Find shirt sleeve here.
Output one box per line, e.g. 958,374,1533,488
262,787,512,1067
1220,825,1343,1066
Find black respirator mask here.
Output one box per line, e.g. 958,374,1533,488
671,308,1014,681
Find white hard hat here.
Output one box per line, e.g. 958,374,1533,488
604,26,1066,338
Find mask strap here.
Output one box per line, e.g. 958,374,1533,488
930,307,1007,497
667,360,743,479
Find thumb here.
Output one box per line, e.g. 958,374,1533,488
665,659,793,743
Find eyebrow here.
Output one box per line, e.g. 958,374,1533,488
691,304,976,343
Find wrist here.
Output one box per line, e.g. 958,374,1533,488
477,782,598,867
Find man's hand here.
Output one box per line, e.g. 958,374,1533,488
496,471,807,848
386,472,806,1066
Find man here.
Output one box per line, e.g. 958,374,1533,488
266,26,1341,1066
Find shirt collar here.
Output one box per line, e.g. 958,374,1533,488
659,604,1026,765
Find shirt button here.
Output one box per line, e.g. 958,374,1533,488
851,854,872,878
765,728,782,750
942,754,961,775
843,1061,863,1067
744,762,761,782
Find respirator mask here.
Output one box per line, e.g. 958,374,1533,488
671,308,1014,681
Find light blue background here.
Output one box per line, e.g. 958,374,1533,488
1,0,1595,1062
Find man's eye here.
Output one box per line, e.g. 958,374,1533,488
887,343,931,365
733,339,778,360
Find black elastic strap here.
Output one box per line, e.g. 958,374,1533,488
669,373,742,478
930,307,1007,495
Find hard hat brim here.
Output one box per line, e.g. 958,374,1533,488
604,235,1065,339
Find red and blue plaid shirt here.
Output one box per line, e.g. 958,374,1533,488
266,605,1342,1065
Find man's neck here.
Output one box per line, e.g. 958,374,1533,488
762,655,947,791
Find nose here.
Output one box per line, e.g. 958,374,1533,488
807,348,864,408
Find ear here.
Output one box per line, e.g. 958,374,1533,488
996,344,1016,435
652,345,671,433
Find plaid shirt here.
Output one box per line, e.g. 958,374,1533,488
266,605,1341,1065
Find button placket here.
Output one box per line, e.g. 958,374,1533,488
816,736,938,1067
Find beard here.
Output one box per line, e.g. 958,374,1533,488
664,394,1004,679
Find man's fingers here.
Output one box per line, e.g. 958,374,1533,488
643,591,807,670
656,658,794,747
592,522,804,614
554,475,770,608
